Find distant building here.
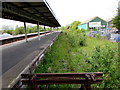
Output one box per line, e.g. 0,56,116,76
78,16,107,30
106,19,117,32
106,19,113,29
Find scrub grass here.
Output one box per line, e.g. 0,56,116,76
34,30,119,89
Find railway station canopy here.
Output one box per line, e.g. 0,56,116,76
2,0,61,27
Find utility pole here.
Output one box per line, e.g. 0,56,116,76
44,26,46,35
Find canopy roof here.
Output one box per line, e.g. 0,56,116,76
2,0,61,27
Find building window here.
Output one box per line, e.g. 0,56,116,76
102,25,105,27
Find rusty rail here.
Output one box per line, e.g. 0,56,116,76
21,72,103,90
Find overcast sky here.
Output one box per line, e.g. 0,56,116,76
47,0,119,26
0,0,119,30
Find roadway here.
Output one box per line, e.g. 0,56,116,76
1,31,60,88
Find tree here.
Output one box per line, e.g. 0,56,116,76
15,26,24,35
112,9,120,31
32,26,38,33
27,25,33,33
3,30,14,35
60,26,65,30
70,21,81,30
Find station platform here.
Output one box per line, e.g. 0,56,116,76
1,31,60,88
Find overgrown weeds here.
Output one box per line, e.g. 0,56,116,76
34,30,119,89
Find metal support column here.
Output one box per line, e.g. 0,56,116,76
44,26,46,35
50,27,52,32
57,27,58,32
24,22,28,42
37,22,40,40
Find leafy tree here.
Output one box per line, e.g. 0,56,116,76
70,21,81,30
3,30,14,35
32,26,38,33
60,24,70,31
27,25,33,33
46,28,51,31
60,26,65,30
32,26,44,32
112,9,120,31
15,26,24,35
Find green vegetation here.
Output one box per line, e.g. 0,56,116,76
3,30,14,35
1,25,51,35
34,29,119,89
60,21,81,31
112,9,120,31
1,25,14,35
70,21,81,30
15,26,25,35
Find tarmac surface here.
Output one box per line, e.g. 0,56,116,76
1,31,60,88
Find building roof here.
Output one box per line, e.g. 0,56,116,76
106,18,112,22
2,0,61,27
81,16,106,24
81,16,98,24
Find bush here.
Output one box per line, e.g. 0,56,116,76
93,28,98,31
27,26,34,33
3,30,14,35
66,30,87,47
86,29,90,31
87,45,119,88
81,29,86,33
95,33,101,39
79,34,87,46
70,21,81,30
15,26,24,35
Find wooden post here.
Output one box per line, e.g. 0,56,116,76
24,22,28,42
37,22,40,40
84,74,91,90
31,75,38,90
